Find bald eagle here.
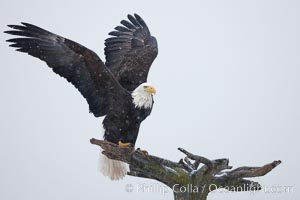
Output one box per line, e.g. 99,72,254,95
5,14,158,180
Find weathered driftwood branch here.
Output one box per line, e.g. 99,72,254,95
90,138,281,200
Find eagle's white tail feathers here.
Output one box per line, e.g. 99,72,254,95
98,153,129,181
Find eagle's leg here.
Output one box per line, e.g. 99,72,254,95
118,140,131,147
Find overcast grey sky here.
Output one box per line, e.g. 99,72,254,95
0,0,299,200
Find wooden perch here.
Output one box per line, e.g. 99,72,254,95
90,138,281,200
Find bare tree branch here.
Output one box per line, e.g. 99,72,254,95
90,138,281,200
178,147,213,168
226,160,282,178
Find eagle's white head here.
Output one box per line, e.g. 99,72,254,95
132,83,156,109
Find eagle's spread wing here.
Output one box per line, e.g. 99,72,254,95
5,23,126,117
105,14,158,91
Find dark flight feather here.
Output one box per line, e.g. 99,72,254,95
5,23,126,117
105,13,158,91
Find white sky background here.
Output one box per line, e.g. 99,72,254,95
0,0,299,200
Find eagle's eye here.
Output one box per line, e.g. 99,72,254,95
143,86,147,89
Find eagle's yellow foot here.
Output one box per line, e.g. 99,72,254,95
130,148,136,154
136,148,150,160
118,141,131,147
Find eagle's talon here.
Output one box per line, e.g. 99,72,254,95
137,148,150,160
129,148,149,160
130,148,136,154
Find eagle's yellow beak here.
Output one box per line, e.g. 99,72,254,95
145,86,156,95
